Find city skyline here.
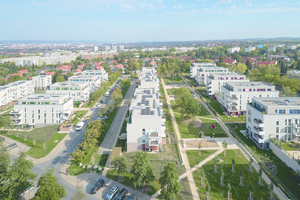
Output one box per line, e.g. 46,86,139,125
1,0,300,42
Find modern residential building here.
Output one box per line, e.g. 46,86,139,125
80,51,119,60
287,70,300,80
206,73,249,97
68,75,101,91
46,82,90,103
246,97,300,149
117,45,124,51
139,67,159,91
32,75,52,90
221,82,279,116
245,47,256,52
228,47,240,53
190,62,217,78
82,70,108,81
93,46,98,51
111,45,117,51
105,46,111,51
0,80,34,109
127,87,165,152
11,94,73,128
268,46,276,53
196,67,229,86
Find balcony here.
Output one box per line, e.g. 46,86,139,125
253,126,264,135
292,129,300,137
10,110,22,114
228,101,238,106
149,139,159,146
253,134,264,143
227,96,238,101
13,120,22,125
254,118,265,127
228,107,238,112
293,123,300,128
149,132,159,138
248,103,267,114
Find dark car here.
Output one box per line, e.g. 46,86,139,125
100,99,105,103
106,185,119,200
6,143,17,151
113,188,128,200
90,179,105,194
126,194,137,200
0,137,5,142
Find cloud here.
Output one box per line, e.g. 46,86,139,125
203,30,207,33
174,4,183,9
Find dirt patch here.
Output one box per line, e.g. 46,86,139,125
182,117,203,128
185,140,219,148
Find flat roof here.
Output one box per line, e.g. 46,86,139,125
51,81,87,87
227,81,274,87
19,93,68,100
255,97,300,107
212,72,244,76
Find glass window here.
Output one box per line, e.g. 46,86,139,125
142,129,145,135
276,119,279,125
276,127,279,133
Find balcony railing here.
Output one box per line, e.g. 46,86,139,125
248,103,267,114
149,132,159,138
228,96,238,100
149,139,159,146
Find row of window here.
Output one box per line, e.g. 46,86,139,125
24,108,62,112
24,118,60,124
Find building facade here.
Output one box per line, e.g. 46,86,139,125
196,67,229,86
11,94,73,128
68,75,101,92
268,46,276,53
245,47,256,52
80,51,119,60
221,82,279,116
228,47,241,53
82,70,108,81
32,75,52,90
190,62,217,78
46,82,90,103
139,67,159,91
206,73,249,97
246,97,300,149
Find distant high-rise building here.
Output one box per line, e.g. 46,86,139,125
112,45,117,51
93,46,98,51
117,45,124,51
245,47,256,52
228,47,240,53
105,46,111,51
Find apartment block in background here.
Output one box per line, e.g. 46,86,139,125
196,66,229,86
82,70,108,81
139,67,159,91
11,94,73,128
68,75,101,92
46,82,90,103
190,62,216,78
32,75,52,90
221,82,279,116
246,97,300,149
228,47,241,53
268,46,276,53
206,73,249,97
245,47,256,52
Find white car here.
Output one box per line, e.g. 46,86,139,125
97,116,107,120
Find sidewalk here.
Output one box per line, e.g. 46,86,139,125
160,78,200,200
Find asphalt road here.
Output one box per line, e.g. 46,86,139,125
28,75,130,200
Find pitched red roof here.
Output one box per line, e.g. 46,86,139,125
95,62,103,66
18,70,28,74
117,64,124,68
224,59,236,65
8,72,23,77
72,69,82,73
78,63,85,68
45,72,56,76
96,66,104,70
150,61,156,65
111,60,117,63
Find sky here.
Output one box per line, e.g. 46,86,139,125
0,0,300,42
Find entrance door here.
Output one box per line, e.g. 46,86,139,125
142,144,145,150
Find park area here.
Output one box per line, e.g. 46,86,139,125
190,149,279,200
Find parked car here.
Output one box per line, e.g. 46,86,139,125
100,98,105,103
6,143,17,151
0,137,5,142
126,194,137,200
97,116,107,120
79,137,85,143
83,119,87,124
105,185,119,200
86,115,91,120
113,188,128,200
90,179,105,194
20,187,33,197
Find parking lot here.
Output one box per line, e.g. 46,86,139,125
1,135,31,157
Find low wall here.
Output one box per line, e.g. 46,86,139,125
269,142,300,172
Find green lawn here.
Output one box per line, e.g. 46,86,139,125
197,90,246,122
163,76,184,85
186,150,218,167
167,88,177,95
70,110,88,125
273,141,296,151
228,123,300,200
0,131,67,159
171,100,213,119
69,151,108,176
175,113,228,138
194,149,279,200
185,77,198,87
82,102,95,108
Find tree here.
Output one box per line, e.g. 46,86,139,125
231,158,235,173
170,47,176,52
159,163,181,200
214,157,218,173
249,157,253,172
282,86,297,97
110,87,123,107
200,169,205,187
174,86,190,103
111,155,128,177
246,59,252,70
181,96,201,118
132,62,140,71
206,183,211,200
258,167,263,186
130,151,155,190
269,182,274,200
249,184,253,199
230,63,247,74
56,75,65,82
1,152,37,200
239,170,244,186
71,149,86,163
220,168,225,186
0,141,10,178
34,168,66,200
222,140,228,157
226,183,232,200
198,142,202,156
2,115,14,135
65,72,74,80
71,184,88,200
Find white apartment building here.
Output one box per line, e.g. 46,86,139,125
127,88,165,152
206,73,249,97
268,46,277,53
11,94,73,128
221,82,279,116
0,80,34,109
228,47,241,53
139,67,159,91
82,70,108,81
32,75,52,90
287,45,297,50
105,46,111,51
190,62,217,78
246,97,300,149
196,67,229,86
93,46,98,51
68,75,101,92
245,47,256,52
111,45,117,51
117,45,124,51
46,82,90,103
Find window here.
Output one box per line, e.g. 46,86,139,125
276,119,279,125
285,119,287,125
44,119,46,123
25,108,26,112
142,129,145,135
296,119,298,124
275,109,277,114
288,127,291,133
285,127,287,133
279,110,283,114
288,119,291,125
44,113,46,118
283,110,286,114
52,108,54,112
32,119,34,123
276,127,279,133
142,139,145,143
38,115,40,119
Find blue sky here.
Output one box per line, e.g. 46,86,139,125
0,0,300,42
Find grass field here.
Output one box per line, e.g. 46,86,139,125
186,150,218,167
194,149,279,200
273,140,296,151
70,110,88,125
171,100,213,119
163,76,184,85
228,123,300,200
0,131,67,159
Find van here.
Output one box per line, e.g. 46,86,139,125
76,122,84,131
105,92,109,97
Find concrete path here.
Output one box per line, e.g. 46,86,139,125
172,111,216,120
73,107,91,111
99,80,137,177
160,78,200,200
